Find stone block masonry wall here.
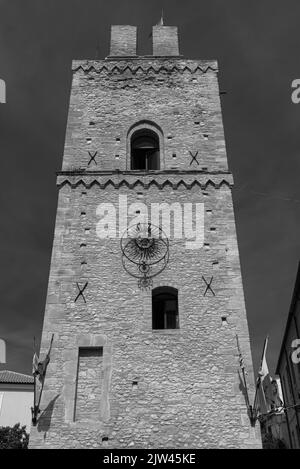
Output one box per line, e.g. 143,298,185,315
152,26,179,56
109,25,137,57
29,180,261,448
62,59,227,172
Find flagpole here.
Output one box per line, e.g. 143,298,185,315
242,363,251,410
33,336,36,408
236,335,251,413
48,333,54,355
31,336,38,425
37,373,45,411
32,334,54,425
37,334,54,410
253,335,269,412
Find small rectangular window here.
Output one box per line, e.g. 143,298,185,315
152,287,179,330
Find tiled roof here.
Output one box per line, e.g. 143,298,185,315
0,370,34,384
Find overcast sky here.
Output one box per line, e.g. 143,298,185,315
0,0,300,377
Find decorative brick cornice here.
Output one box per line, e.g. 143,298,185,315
72,59,218,75
56,171,233,190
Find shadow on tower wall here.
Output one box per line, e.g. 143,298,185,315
37,394,60,436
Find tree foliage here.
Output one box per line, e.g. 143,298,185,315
0,423,29,449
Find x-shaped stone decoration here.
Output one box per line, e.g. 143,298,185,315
88,151,98,166
189,151,199,166
202,276,215,296
74,282,88,303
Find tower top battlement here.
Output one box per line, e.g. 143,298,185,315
109,25,137,57
108,24,180,58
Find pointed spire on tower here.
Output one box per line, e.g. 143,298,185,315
157,9,164,26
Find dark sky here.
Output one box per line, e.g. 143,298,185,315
1,0,300,378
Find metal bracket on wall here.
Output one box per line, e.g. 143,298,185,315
74,282,88,303
202,276,215,296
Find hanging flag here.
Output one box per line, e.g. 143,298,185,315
236,335,252,412
32,334,53,383
31,334,54,426
32,336,39,377
37,354,50,383
255,336,274,416
271,378,283,410
32,352,39,376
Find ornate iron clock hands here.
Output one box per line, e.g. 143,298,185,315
121,223,169,289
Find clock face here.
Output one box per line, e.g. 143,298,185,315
120,223,169,288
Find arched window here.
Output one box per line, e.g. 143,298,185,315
131,129,160,170
152,286,179,329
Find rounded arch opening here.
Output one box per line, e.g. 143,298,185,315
131,128,160,170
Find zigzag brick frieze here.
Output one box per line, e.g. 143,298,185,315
72,59,218,75
56,171,233,190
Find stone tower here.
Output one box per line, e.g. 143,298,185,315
29,24,261,449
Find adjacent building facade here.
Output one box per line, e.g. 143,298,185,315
259,378,289,448
0,339,6,363
276,262,300,448
29,24,261,449
0,370,34,430
0,78,5,103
